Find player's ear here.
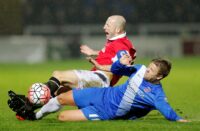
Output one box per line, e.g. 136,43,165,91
156,75,163,81
115,27,121,34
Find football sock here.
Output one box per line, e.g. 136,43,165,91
36,97,62,119
45,77,61,97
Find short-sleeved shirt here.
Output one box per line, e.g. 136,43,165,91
92,34,136,86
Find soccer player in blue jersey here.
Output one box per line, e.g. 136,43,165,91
34,54,188,122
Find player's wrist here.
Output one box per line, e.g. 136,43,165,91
91,50,99,56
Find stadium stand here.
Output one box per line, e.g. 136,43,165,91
23,0,200,25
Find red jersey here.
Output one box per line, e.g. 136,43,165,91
91,35,136,86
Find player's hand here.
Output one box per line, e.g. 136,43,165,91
80,45,98,56
87,57,99,66
120,54,132,66
177,119,190,123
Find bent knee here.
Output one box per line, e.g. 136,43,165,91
57,93,67,105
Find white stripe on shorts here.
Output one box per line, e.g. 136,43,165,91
89,114,99,118
89,114,100,120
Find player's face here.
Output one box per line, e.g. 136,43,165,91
103,17,117,39
144,62,161,83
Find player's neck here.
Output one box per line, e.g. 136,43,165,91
148,79,160,85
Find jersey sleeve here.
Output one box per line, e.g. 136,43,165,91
111,60,136,77
155,95,182,121
111,50,129,63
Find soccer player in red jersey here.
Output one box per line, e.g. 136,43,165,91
44,15,136,96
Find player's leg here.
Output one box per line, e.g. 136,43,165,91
58,105,103,121
58,88,104,121
35,90,75,119
43,70,79,97
72,70,110,88
53,70,110,95
56,88,105,121
36,87,103,120
56,90,76,105
52,70,79,88
58,109,87,121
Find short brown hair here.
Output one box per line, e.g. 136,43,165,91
151,58,172,78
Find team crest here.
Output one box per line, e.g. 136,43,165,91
144,87,151,93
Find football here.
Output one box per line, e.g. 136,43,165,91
28,83,51,105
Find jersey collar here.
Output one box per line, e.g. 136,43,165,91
108,32,126,41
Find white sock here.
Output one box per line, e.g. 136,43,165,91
36,97,62,119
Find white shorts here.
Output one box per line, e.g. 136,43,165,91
73,70,110,89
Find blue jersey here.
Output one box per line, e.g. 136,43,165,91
73,61,181,121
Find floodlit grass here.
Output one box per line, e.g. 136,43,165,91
0,57,200,130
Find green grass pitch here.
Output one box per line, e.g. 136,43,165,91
0,57,200,130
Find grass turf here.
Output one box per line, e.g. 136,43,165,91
0,57,200,130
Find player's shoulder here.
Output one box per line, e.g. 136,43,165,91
111,39,133,52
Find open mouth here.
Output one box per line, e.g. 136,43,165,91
105,32,109,38
105,31,109,35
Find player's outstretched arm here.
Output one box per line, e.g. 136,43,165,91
80,45,99,56
155,97,190,122
87,57,111,71
87,53,133,72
